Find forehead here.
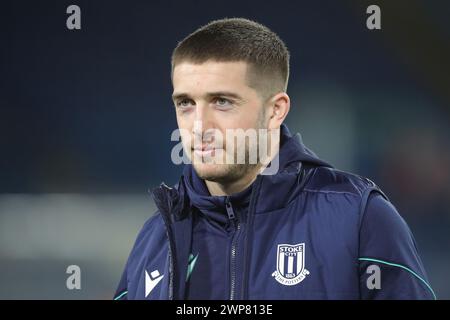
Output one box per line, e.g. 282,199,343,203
172,61,250,90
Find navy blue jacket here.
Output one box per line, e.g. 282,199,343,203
114,125,435,300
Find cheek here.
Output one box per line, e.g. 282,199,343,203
176,113,192,131
232,105,262,129
180,132,193,154
221,101,259,124
175,117,191,147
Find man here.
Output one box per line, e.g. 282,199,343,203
114,18,435,300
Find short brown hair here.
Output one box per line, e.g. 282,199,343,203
171,18,290,98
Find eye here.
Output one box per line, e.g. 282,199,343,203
176,99,194,110
214,97,232,108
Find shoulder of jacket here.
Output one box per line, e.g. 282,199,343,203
303,166,380,198
132,210,165,247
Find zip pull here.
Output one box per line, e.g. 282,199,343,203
225,197,236,221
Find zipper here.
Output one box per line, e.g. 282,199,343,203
226,196,240,300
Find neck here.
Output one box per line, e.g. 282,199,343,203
205,166,260,196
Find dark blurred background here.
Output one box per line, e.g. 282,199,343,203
0,0,449,299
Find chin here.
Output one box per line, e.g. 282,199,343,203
192,163,228,181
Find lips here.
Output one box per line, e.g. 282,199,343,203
193,144,214,151
192,144,223,158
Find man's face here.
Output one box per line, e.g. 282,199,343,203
172,60,268,183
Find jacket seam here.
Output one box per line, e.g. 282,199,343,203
303,188,361,196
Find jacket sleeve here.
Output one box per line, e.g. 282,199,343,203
113,229,141,300
114,228,145,300
114,265,129,300
113,212,162,300
358,191,436,300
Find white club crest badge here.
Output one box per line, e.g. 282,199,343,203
272,243,310,286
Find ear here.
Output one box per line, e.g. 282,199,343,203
267,92,290,130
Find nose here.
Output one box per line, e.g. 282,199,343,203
192,103,214,142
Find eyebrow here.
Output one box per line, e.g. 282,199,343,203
172,91,244,102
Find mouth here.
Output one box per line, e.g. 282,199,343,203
192,144,222,157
